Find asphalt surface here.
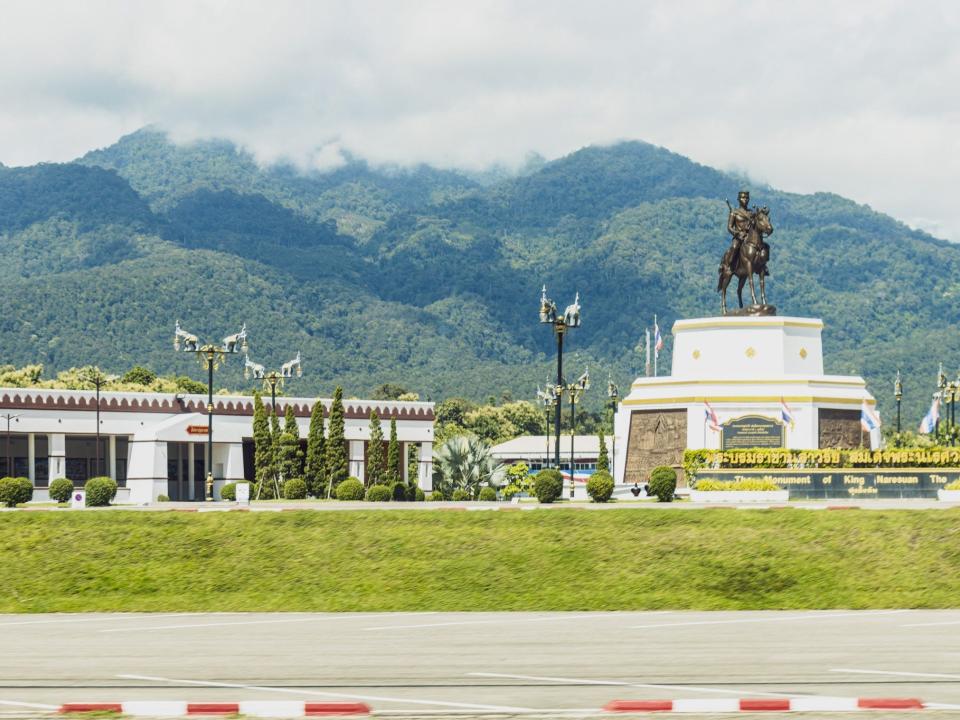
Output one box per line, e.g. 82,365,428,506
1,611,959,717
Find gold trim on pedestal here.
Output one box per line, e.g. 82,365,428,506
622,395,874,407
674,318,824,331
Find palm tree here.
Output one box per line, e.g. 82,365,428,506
432,434,506,498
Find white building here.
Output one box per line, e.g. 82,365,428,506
0,388,434,503
490,434,603,481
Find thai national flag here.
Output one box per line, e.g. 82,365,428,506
704,401,720,432
919,397,940,434
654,321,663,355
780,398,795,428
860,400,881,433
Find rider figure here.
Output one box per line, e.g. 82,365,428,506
721,190,754,275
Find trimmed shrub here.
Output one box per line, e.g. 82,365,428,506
49,477,74,503
428,491,446,501
157,494,170,502
533,469,564,504
478,487,497,501
283,478,307,499
502,484,521,500
0,477,33,507
586,470,615,503
365,484,392,502
85,476,118,507
451,488,471,501
649,466,678,502
694,478,781,491
414,487,425,501
391,482,408,502
404,483,420,501
945,479,960,491
335,477,365,501
220,482,237,501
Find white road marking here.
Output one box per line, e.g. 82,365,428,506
118,673,533,713
0,613,209,627
467,671,792,698
0,700,60,709
902,619,960,627
831,667,960,680
103,612,436,633
630,609,909,629
364,613,668,631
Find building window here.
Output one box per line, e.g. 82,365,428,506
34,435,49,484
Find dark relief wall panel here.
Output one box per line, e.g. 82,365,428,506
818,408,862,448
624,409,688,487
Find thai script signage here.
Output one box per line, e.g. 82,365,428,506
721,415,784,450
186,425,209,435
694,469,958,499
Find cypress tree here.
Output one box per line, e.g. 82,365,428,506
284,405,299,439
367,410,385,487
386,417,401,484
325,386,349,496
268,410,282,497
252,393,273,498
282,405,302,481
597,429,610,473
304,399,326,498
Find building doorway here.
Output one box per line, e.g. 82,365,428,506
167,442,206,501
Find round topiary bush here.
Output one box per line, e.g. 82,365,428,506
451,488,471,501
478,486,497,501
283,478,307,499
391,482,408,501
405,483,420,501
586,470,615,503
219,482,237,501
85,476,118,507
428,491,446,501
0,477,34,507
502,484,521,500
335,477,365,501
365,484,392,502
533,469,564,504
49,477,74,504
413,487,425,501
157,494,170,502
649,465,678,502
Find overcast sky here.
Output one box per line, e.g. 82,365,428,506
2,1,958,240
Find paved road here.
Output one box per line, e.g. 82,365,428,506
1,611,959,716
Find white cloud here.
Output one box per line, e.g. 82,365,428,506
0,0,958,239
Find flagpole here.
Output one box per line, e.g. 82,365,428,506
645,329,651,378
653,314,658,378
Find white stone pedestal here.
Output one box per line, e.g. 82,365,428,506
613,316,879,486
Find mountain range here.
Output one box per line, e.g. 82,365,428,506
2,127,958,422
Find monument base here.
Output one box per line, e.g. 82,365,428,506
612,316,878,488
725,304,776,317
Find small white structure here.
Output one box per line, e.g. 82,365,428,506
0,388,434,503
614,316,878,487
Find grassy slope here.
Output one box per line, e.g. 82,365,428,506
1,509,958,613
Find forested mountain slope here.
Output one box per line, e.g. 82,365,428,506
2,128,957,422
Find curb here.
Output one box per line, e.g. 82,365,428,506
59,701,371,716
604,697,925,712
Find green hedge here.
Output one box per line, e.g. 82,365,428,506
649,466,677,503
0,477,33,507
283,478,307,499
533,469,563,503
478,487,497,501
451,488,471,501
365,485,392,502
220,482,237,501
586,471,614,502
695,478,781,491
49,478,74,504
85,477,118,507
428,491,446,501
391,482,408,502
335,477,365,501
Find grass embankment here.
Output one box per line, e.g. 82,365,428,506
1,509,958,612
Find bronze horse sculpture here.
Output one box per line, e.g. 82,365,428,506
718,206,774,315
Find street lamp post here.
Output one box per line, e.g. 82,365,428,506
539,286,581,474
894,369,902,435
536,384,556,469
1,413,20,477
175,321,248,501
607,377,620,480
82,368,117,478
245,352,302,413
565,368,590,499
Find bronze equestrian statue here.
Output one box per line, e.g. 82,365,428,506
718,190,775,315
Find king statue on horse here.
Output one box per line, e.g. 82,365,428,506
717,190,775,316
